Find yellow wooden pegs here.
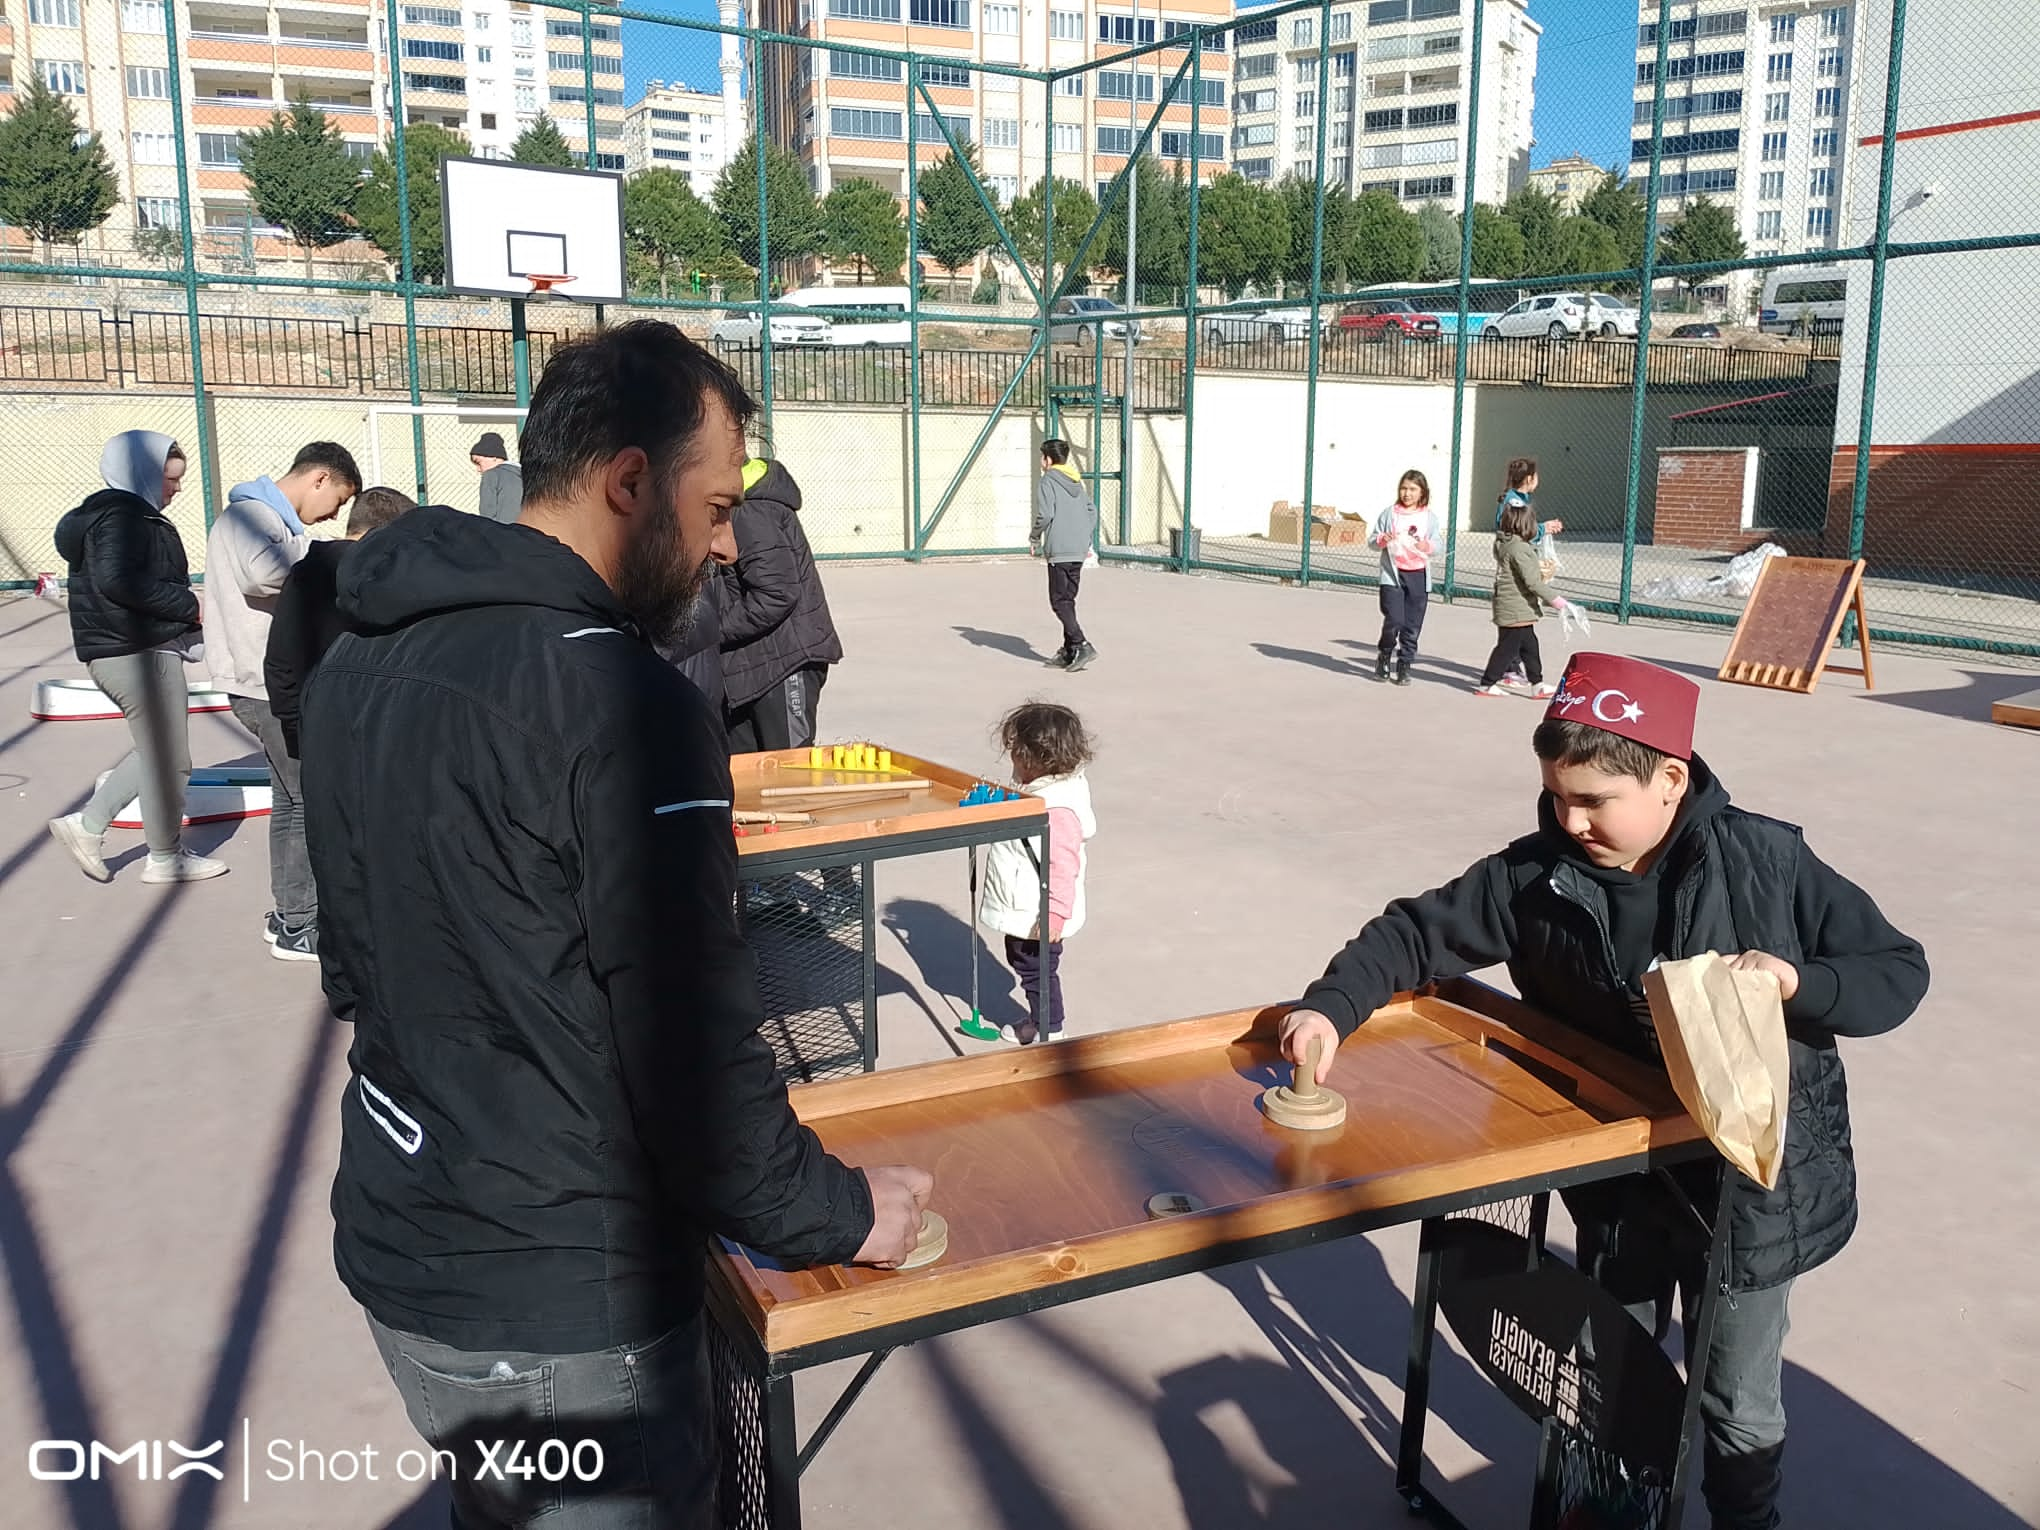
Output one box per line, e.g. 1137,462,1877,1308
788,744,902,774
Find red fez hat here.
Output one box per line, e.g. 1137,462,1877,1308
1545,653,1699,760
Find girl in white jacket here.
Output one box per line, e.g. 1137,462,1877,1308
978,701,1096,1043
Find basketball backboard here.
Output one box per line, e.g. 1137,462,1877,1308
440,157,626,303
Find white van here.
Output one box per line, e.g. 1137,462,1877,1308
779,286,913,348
1760,265,1847,337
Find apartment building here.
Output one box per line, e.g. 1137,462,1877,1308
1527,151,1603,212
1228,0,1538,209
752,0,1235,211
622,80,733,192
1631,1,1860,263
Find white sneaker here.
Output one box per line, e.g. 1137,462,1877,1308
1530,682,1558,698
140,850,229,885
48,814,111,883
1474,684,1508,698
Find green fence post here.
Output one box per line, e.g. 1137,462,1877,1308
582,4,601,169
1180,45,1202,573
751,30,774,451
160,5,218,526
1845,0,1909,647
1440,0,1486,601
1296,0,1332,588
1618,11,1676,623
907,57,925,559
383,7,428,500
511,298,533,407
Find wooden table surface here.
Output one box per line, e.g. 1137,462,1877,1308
731,745,1042,858
712,983,1704,1354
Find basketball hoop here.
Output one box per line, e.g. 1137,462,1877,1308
522,273,578,301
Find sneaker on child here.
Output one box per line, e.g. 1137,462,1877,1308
140,850,229,884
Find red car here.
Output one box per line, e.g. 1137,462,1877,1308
1336,298,1442,341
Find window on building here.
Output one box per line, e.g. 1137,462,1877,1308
1097,125,1133,156
514,84,537,111
1814,86,1841,116
1761,130,1788,161
1631,128,1741,161
39,59,87,95
1755,209,1782,240
474,10,490,27
1291,17,1314,48
984,3,1017,32
1809,166,1835,197
831,49,901,81
1364,108,1403,133
197,132,242,167
1821,7,1846,38
1639,52,1745,84
552,84,622,106
136,196,178,230
1765,91,1789,123
1329,119,1350,148
29,0,81,26
1052,121,1081,151
1404,174,1453,198
1811,128,1837,157
1238,54,1276,81
1053,75,1083,96
833,106,903,140
127,66,169,98
1817,46,1843,77
1237,88,1275,114
830,0,902,16
983,116,1019,148
989,173,1018,202
406,73,465,93
1408,101,1457,128
548,18,617,41
1050,8,1082,40
479,112,497,130
405,38,464,61
128,131,174,164
1770,15,1796,44
1097,12,1155,44
915,110,971,142
1238,157,1272,181
120,0,164,33
1369,1,1408,21
921,60,971,88
1098,71,1156,102
1334,52,1356,79
511,18,533,45
595,153,624,171
1758,170,1785,199
477,46,493,63
1293,123,1314,151
1155,130,1223,160
1295,91,1315,119
1234,121,1275,148
652,147,692,162
1294,57,1316,85
1409,0,1458,20
1766,52,1792,83
1807,206,1833,236
406,4,462,23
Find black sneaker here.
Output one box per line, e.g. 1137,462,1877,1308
1043,646,1072,669
1065,642,1099,673
1394,661,1412,687
1374,656,1391,683
263,911,284,946
272,921,319,963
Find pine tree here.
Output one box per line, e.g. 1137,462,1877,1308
1343,190,1425,286
1415,200,1461,281
238,99,362,279
355,123,469,282
0,80,119,257
917,145,999,282
511,114,577,168
712,139,824,281
821,177,905,284
1005,176,1099,294
624,169,732,298
1659,195,1746,296
1192,173,1288,298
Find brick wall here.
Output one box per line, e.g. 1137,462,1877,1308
1653,447,1762,552
1814,445,2040,582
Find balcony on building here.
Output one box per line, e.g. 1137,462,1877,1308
187,6,271,66
276,7,371,55
190,69,279,127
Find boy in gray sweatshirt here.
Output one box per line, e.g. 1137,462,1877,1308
1032,439,1100,672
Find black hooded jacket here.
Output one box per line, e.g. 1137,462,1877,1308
300,507,873,1352
718,461,843,709
53,490,200,661
1299,758,1929,1293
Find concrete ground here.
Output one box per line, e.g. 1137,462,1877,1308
1,565,2036,1530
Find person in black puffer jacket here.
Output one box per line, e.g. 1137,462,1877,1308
46,431,227,886
719,457,842,751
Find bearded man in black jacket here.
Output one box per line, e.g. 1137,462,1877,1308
300,321,930,1530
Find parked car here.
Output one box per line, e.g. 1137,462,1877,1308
1049,295,1141,345
709,310,831,347
1485,292,1591,340
1671,321,1723,341
1201,305,1323,346
1336,298,1442,342
1585,292,1641,337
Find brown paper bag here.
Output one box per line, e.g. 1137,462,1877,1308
1641,952,1791,1190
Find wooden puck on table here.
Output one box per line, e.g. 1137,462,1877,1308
1145,1191,1208,1220
896,1210,948,1270
1261,1036,1347,1131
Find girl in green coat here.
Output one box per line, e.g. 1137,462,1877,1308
1476,499,1574,696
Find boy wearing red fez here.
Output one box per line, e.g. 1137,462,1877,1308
1282,652,1928,1530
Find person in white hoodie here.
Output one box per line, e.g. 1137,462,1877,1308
977,701,1097,1044
205,441,359,961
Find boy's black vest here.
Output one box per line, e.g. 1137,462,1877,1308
1504,808,1855,1294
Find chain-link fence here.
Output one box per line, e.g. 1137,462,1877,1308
0,0,2031,656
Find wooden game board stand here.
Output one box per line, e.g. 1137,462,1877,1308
1991,689,2040,730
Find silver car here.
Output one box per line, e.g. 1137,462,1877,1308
1049,296,1141,345
708,310,831,348
1201,305,1320,346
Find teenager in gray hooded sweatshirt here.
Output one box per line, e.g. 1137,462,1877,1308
1033,438,1099,671
48,431,227,885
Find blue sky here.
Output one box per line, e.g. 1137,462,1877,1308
620,0,1640,172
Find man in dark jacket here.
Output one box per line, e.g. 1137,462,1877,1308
1279,653,1927,1530
263,486,418,764
719,457,843,751
300,321,930,1530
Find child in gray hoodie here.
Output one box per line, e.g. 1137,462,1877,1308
1032,439,1100,672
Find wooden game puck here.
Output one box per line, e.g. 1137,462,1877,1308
896,1211,948,1270
1145,1191,1207,1220
1260,1035,1348,1132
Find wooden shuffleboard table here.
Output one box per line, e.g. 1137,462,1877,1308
706,979,1730,1530
730,746,1051,1082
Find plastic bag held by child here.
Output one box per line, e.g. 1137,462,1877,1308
1559,599,1593,643
1642,951,1791,1190
1535,526,1563,582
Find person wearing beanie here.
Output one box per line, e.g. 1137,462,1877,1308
470,431,524,524
1277,653,1928,1530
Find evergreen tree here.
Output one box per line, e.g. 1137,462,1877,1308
1006,176,1099,294
510,114,577,167
1343,190,1425,286
624,168,733,298
355,122,468,282
821,176,906,284
917,145,999,280
712,138,824,279
1468,203,1527,279
238,99,362,278
1415,200,1461,281
1579,170,1648,272
1192,173,1288,298
0,80,119,257
1659,194,1746,296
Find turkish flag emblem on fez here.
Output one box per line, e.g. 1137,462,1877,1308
1544,653,1699,761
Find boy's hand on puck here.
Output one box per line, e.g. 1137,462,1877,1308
1727,951,1799,1001
1278,1010,1340,1084
853,1164,935,1267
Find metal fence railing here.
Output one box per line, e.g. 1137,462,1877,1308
0,0,2032,658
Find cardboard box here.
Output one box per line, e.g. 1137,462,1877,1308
1267,500,1338,545
1324,513,1371,548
